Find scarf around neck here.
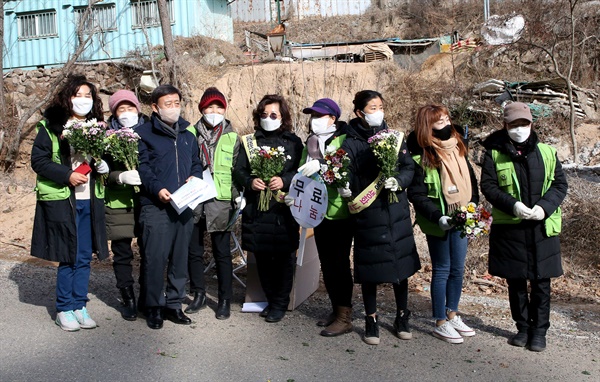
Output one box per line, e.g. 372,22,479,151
307,125,336,160
431,137,471,213
195,119,223,172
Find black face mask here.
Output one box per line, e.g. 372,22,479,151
432,124,452,141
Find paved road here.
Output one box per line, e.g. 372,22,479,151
1,258,598,382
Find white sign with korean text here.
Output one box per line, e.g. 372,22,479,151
288,173,328,228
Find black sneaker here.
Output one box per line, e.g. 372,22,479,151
528,334,546,352
363,315,380,345
394,309,412,340
508,332,528,347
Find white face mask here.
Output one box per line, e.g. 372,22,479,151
310,117,333,135
117,111,139,128
507,126,531,143
203,113,225,127
72,97,93,117
260,117,281,132
158,107,181,125
363,110,384,127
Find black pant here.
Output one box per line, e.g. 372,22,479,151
507,278,551,336
188,220,233,300
254,251,296,311
362,279,408,316
140,204,194,309
314,218,353,308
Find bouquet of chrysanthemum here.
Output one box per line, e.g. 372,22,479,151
250,145,290,211
319,145,350,191
449,202,493,240
105,127,141,192
367,129,402,203
62,118,108,181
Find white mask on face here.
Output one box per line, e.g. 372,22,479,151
363,110,384,127
260,117,281,131
507,126,531,143
203,113,225,127
158,107,181,125
72,97,93,117
310,117,334,135
117,111,139,128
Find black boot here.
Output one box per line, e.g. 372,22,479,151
119,286,137,321
184,291,207,314
216,299,231,320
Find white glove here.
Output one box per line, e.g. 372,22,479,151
438,216,453,231
234,196,247,211
384,177,399,192
337,182,352,198
284,194,295,207
95,160,109,175
528,205,545,220
118,170,142,186
513,201,532,219
298,160,321,177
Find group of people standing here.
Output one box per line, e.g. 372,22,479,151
30,74,567,353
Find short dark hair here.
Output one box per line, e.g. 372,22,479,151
51,74,104,122
352,90,384,113
252,94,293,132
151,84,182,104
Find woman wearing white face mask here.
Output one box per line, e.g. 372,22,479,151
104,90,148,321
233,94,303,323
340,90,420,345
480,102,568,352
286,98,355,336
31,75,109,332
185,88,242,320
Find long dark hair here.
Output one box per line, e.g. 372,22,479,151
252,94,293,132
50,74,104,123
414,104,467,168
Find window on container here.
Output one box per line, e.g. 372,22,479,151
17,10,57,39
131,0,174,28
74,4,118,33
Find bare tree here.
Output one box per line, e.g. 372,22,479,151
0,1,5,153
3,0,102,172
524,0,597,164
157,0,177,86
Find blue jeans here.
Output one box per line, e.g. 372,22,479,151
56,200,93,312
426,229,468,320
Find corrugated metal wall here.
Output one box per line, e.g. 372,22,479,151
229,0,372,23
3,0,234,70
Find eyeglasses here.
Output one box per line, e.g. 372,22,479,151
260,112,279,120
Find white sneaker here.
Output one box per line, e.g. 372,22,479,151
73,307,97,329
432,321,464,344
55,311,81,331
448,315,475,337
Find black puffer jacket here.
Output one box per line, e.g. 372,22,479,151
340,118,420,284
406,127,479,229
30,106,109,263
480,129,568,279
233,129,303,254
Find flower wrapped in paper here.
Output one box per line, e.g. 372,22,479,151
319,145,350,190
367,129,402,203
249,145,290,211
449,202,493,240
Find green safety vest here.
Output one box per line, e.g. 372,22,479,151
105,182,135,209
491,143,561,236
411,154,446,237
300,134,349,220
34,121,71,201
35,120,105,201
187,125,237,201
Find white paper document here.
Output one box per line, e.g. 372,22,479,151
241,301,268,313
169,169,218,214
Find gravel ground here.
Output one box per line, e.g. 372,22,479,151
1,258,598,382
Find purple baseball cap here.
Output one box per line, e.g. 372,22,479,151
302,98,341,119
